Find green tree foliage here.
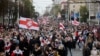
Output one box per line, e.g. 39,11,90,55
0,0,35,24
80,6,89,22
50,4,61,16
0,0,9,16
21,0,35,18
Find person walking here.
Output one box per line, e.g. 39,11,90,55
65,35,73,56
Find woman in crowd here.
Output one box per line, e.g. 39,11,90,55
86,32,95,50
65,34,73,56
77,34,84,50
0,19,100,56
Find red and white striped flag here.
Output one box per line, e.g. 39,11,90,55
5,42,11,53
57,12,61,18
59,22,65,30
72,20,80,26
19,17,39,30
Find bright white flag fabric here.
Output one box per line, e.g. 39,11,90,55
19,17,39,30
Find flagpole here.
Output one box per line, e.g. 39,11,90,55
79,11,81,22
67,1,70,22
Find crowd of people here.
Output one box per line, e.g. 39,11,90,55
0,18,100,56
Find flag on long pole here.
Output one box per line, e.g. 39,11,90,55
19,17,39,30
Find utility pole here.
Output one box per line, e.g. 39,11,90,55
68,1,70,21
16,0,19,25
98,4,100,25
67,0,70,21
88,0,91,25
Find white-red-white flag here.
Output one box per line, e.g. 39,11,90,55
19,17,39,30
57,12,61,18
59,22,65,30
72,20,80,26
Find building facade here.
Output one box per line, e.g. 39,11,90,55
52,0,62,4
86,0,100,24
69,0,86,13
68,0,86,21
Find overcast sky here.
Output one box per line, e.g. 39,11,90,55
33,0,53,15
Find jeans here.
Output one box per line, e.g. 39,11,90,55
78,41,84,49
68,48,72,56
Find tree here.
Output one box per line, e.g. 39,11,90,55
20,0,35,18
80,6,89,22
0,0,35,25
43,12,50,16
50,4,61,16
0,0,8,16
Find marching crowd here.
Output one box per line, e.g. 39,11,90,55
0,18,100,56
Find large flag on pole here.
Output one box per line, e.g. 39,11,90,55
19,17,39,30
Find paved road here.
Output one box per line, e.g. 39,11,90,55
67,48,82,56
67,45,83,56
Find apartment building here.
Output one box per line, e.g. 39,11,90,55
69,0,86,13
85,0,100,24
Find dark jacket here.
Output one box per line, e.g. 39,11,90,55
0,38,5,52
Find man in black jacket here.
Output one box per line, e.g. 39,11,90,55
0,37,5,56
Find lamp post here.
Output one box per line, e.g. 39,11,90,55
88,0,91,25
